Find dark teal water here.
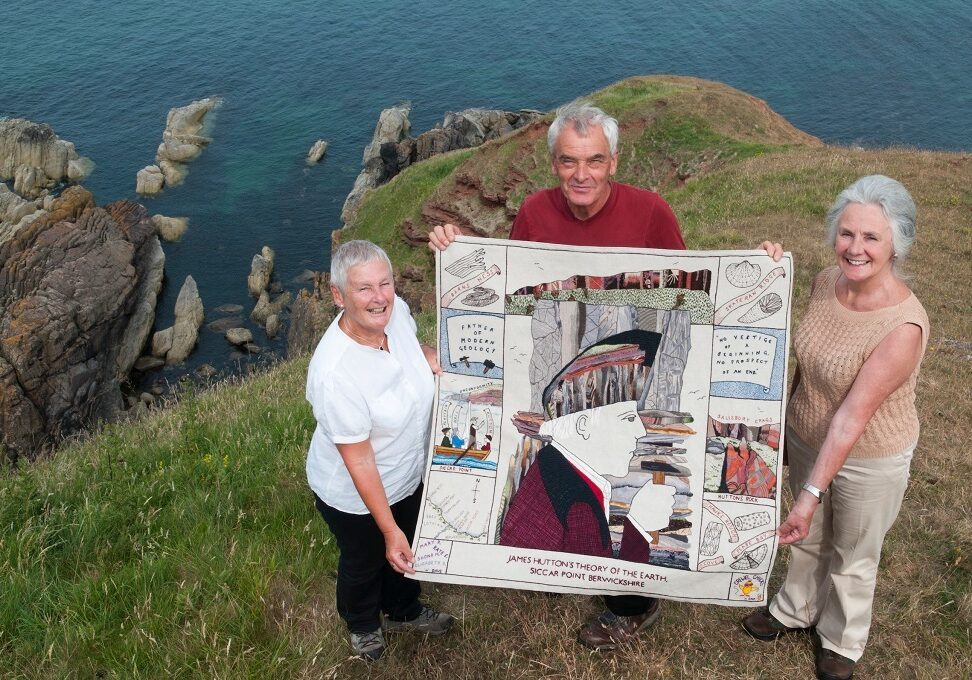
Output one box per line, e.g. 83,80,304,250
2,0,969,374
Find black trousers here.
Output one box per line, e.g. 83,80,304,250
314,484,424,633
605,594,656,617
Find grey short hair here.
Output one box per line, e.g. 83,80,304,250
825,175,917,269
329,240,393,293
547,101,619,156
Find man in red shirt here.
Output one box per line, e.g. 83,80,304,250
428,102,781,650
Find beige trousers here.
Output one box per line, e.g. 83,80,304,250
769,427,913,661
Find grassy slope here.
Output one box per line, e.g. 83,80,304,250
1,77,970,678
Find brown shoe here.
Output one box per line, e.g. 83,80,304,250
742,607,810,641
815,640,855,680
577,600,661,651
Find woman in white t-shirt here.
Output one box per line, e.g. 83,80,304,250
306,240,454,660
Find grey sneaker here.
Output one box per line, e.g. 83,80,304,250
349,628,386,660
384,604,455,636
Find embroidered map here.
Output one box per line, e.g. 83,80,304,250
411,236,793,606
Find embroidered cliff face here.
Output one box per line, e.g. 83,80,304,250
550,123,618,220
539,400,645,477
834,202,896,284
330,259,395,340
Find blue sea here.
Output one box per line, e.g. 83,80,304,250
3,0,969,377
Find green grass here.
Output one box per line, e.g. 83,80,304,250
590,81,684,119
0,361,344,678
666,161,852,250
617,113,783,195
341,149,474,271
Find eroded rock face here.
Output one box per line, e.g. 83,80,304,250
0,187,163,462
113,232,165,379
287,272,336,356
0,183,45,244
412,108,540,164
0,119,95,242
0,118,94,199
341,104,412,224
339,105,540,225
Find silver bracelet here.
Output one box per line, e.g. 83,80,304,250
801,482,827,503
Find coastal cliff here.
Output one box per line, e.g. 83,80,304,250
332,75,824,323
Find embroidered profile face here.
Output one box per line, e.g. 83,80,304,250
539,400,645,477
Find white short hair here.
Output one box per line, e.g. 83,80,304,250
329,240,393,293
547,101,619,156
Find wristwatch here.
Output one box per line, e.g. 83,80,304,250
801,482,827,503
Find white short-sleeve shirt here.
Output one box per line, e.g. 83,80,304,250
305,295,434,514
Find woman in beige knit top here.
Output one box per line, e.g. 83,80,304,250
742,176,929,680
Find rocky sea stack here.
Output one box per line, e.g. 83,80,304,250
137,96,221,195
0,118,93,200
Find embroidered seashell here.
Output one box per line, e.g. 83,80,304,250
729,543,768,570
725,259,761,287
738,292,783,323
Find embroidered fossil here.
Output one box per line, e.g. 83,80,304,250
714,267,786,324
445,248,487,277
726,260,761,288
700,521,724,556
732,510,772,532
729,544,769,570
460,286,500,307
738,292,784,324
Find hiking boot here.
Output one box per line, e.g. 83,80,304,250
815,639,855,680
577,600,662,651
742,607,810,641
384,604,455,636
349,628,385,661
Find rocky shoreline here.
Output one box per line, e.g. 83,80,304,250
341,104,541,224
0,107,290,461
1,96,541,462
